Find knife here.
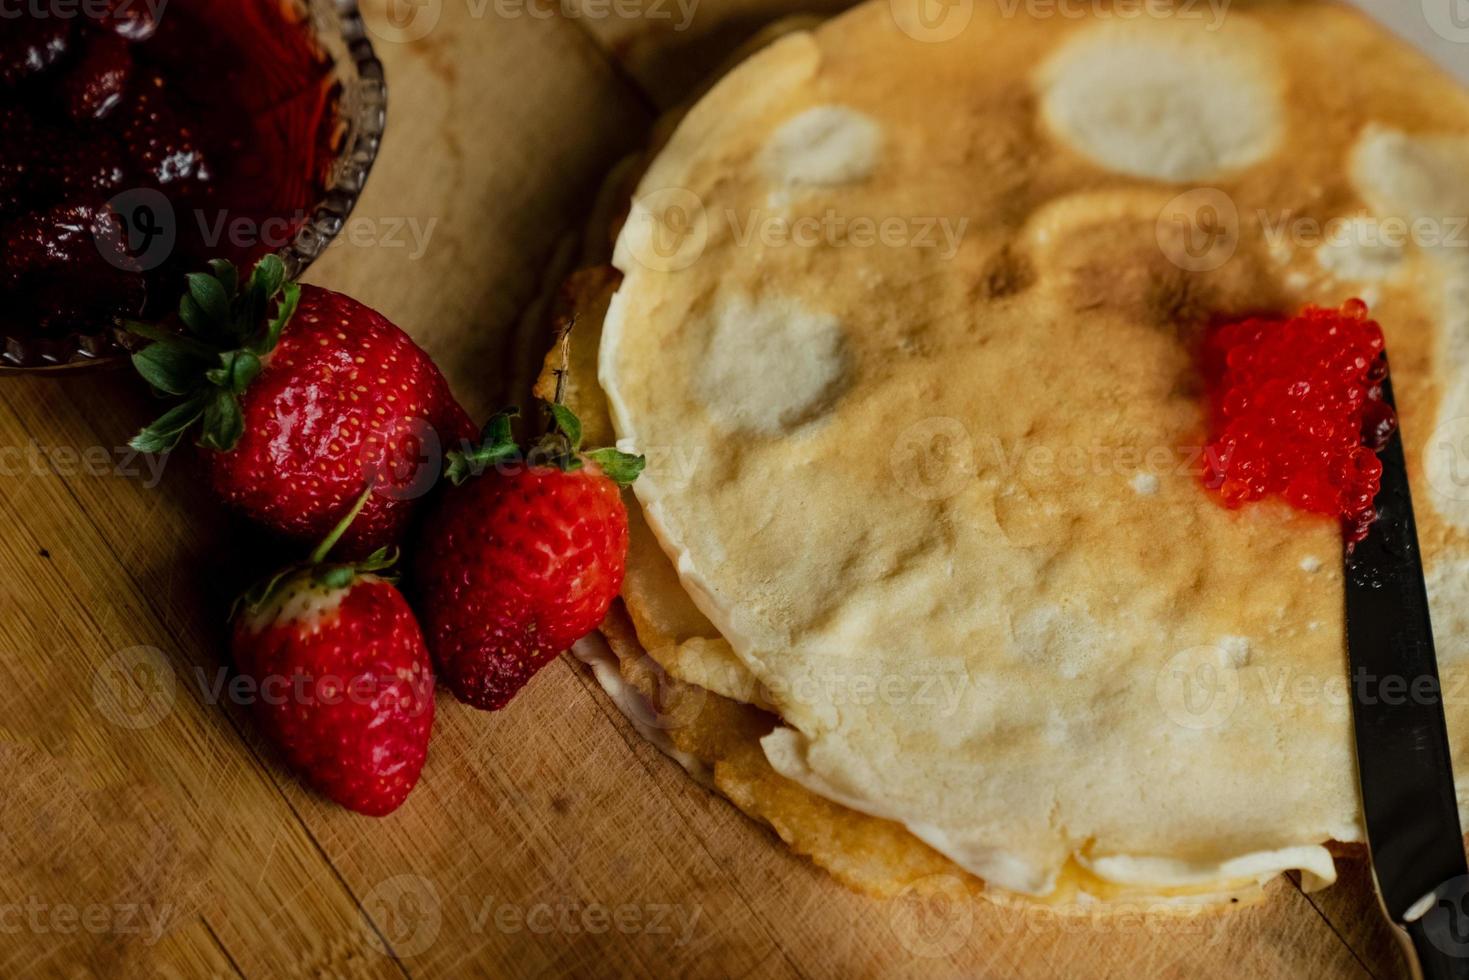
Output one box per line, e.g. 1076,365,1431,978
1346,372,1469,980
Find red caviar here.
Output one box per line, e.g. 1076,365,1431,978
1201,299,1397,544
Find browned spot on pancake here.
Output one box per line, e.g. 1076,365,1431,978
935,85,1043,222
1058,219,1288,340
979,245,1036,300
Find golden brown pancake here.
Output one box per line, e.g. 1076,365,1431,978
539,0,1469,905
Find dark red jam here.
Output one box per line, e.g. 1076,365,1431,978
1202,299,1398,544
0,0,339,342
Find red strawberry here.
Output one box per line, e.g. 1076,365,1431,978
92,0,161,42
2,199,134,285
61,32,133,122
414,404,644,710
232,496,435,816
0,19,70,88
127,255,476,557
27,264,147,332
1,117,126,221
0,109,37,216
48,132,129,197
121,71,210,185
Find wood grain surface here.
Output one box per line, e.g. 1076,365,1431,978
0,1,1426,976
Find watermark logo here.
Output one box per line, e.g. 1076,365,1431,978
729,210,968,260
623,186,708,273
618,652,710,732
362,0,443,42
189,665,434,718
92,645,176,730
361,417,449,503
99,188,176,273
0,0,169,31
0,898,175,945
889,874,973,958
362,874,443,958
992,0,1230,29
890,417,977,501
0,440,170,488
1421,876,1469,958
1155,644,1242,731
1259,211,1468,254
889,0,974,43
462,896,702,942
1156,188,1239,273
97,188,439,270
1423,0,1469,44
1425,415,1469,504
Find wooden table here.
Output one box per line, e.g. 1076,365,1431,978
0,2,1418,976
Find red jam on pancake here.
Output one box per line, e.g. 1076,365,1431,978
1203,299,1397,544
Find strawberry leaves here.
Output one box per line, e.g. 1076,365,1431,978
539,400,645,486
131,340,209,395
128,392,209,454
127,254,301,454
445,408,521,485
584,448,646,487
200,388,245,452
547,403,582,452
445,402,646,488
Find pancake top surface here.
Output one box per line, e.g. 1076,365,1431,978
599,0,1469,896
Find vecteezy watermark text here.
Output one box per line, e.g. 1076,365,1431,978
0,0,167,23
0,898,174,946
359,874,703,959
360,0,699,45
727,210,969,261
996,0,1228,28
0,440,168,488
104,189,440,272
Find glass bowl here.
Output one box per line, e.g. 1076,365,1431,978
0,0,386,374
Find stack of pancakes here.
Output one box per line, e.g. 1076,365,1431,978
535,0,1469,906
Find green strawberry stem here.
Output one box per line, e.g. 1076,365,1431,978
312,485,375,565
443,315,644,487
126,254,302,455
444,400,646,488
232,486,396,619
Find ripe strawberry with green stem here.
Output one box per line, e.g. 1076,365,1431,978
232,490,435,816
414,401,645,710
127,255,476,557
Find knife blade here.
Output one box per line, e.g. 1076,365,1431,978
1346,372,1469,978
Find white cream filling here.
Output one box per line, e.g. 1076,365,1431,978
1077,847,1338,893
570,633,711,784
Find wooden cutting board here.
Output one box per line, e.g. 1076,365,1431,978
0,2,1416,976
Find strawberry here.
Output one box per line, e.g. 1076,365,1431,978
61,32,134,122
127,255,476,557
414,403,645,710
120,71,211,185
2,199,134,286
47,131,129,197
0,19,71,88
232,493,435,816
92,0,161,42
0,109,37,216
11,119,129,207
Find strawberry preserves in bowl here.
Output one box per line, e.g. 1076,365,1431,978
0,0,385,370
